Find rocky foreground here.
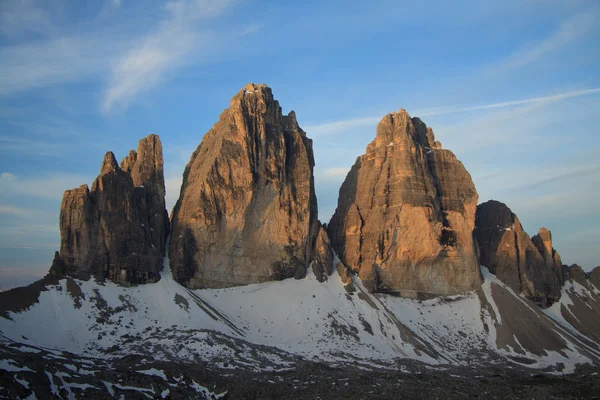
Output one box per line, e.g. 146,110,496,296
1,339,599,399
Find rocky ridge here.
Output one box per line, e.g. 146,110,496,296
474,200,562,306
169,84,327,288
50,135,169,285
328,109,481,297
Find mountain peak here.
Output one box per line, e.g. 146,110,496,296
100,152,119,176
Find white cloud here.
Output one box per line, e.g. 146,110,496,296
494,12,597,72
165,174,183,213
242,24,260,36
0,136,66,156
0,205,34,218
417,88,600,117
0,173,92,200
0,172,17,181
304,87,600,139
318,167,350,180
0,35,120,96
0,0,54,38
304,116,380,137
102,0,234,113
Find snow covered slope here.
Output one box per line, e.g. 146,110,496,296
2,256,599,378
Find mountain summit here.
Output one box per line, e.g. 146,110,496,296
328,109,481,296
169,84,328,288
50,134,169,285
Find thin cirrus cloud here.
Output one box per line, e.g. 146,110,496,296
491,11,597,72
304,87,600,138
0,172,92,200
0,35,122,97
102,0,234,113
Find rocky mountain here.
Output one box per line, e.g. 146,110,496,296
1,86,600,398
169,84,325,289
474,200,562,306
328,109,480,297
49,135,169,286
120,134,170,256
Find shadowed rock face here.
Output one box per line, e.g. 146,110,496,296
328,109,481,297
532,227,564,284
50,135,169,285
311,225,334,282
120,134,170,256
567,264,588,287
591,266,600,289
474,200,561,305
169,83,322,288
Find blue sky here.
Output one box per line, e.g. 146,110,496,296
1,0,599,289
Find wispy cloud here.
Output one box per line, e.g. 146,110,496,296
165,174,183,213
0,35,120,96
102,0,234,112
0,0,54,38
305,116,380,137
0,136,66,156
0,173,92,200
418,88,600,117
0,205,36,218
493,11,597,72
0,173,16,181
305,87,600,137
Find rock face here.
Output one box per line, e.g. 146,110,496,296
50,135,169,285
474,200,561,305
532,228,564,284
328,109,481,297
566,264,588,287
120,135,170,256
169,84,323,288
311,226,334,282
590,266,600,289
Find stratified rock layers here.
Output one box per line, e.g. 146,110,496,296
169,84,321,288
474,200,562,304
51,135,169,285
328,109,481,297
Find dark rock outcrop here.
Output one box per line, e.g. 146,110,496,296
328,109,481,297
474,200,561,305
532,228,564,284
311,225,334,282
590,266,600,289
50,135,169,285
169,84,322,288
566,264,588,287
120,134,170,256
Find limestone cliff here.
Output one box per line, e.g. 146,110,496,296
50,135,169,285
328,109,481,297
169,84,323,288
474,200,562,305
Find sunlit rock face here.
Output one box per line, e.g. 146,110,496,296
474,200,562,306
328,109,481,297
169,84,324,288
50,135,169,285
